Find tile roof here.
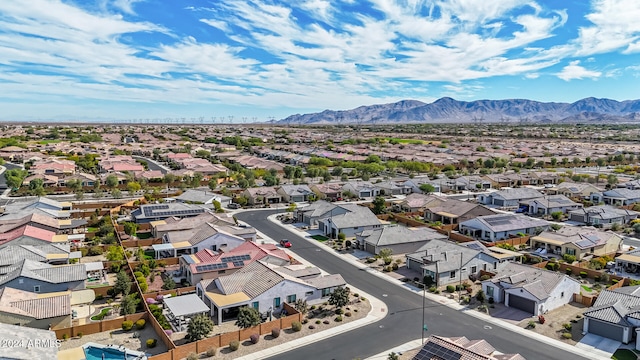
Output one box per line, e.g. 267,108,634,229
215,261,284,298
491,188,544,201
0,287,70,319
487,263,572,300
328,204,381,228
0,259,86,286
361,226,447,247
583,289,640,325
408,239,482,273
0,225,56,246
532,226,621,250
569,205,640,220
462,214,549,233
413,335,526,360
0,243,70,266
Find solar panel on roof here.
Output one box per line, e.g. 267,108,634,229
232,261,244,267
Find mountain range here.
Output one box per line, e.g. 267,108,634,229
279,97,640,124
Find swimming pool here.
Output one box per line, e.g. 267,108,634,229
82,343,146,360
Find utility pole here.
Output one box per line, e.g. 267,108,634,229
459,252,463,304
422,276,426,344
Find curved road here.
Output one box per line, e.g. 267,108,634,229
236,210,590,360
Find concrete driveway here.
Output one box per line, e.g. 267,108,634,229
488,303,533,325
576,334,621,358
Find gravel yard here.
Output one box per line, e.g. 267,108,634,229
58,326,168,356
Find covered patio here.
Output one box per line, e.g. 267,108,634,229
616,250,640,275
152,241,192,259
203,291,251,325
163,294,210,332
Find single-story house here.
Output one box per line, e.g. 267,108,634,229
402,178,441,194
600,189,640,206
519,195,583,216
342,181,379,198
356,225,447,255
406,239,510,287
242,187,282,205
310,183,343,201
568,206,640,228
583,287,640,344
424,199,497,225
276,184,314,203
393,193,446,213
547,182,602,199
316,204,382,238
174,189,232,206
615,249,640,275
414,335,525,360
459,214,550,242
477,188,544,208
0,259,86,293
150,212,237,239
196,261,345,324
155,222,250,258
132,203,207,223
531,227,622,260
0,323,59,360
0,287,71,329
482,262,580,316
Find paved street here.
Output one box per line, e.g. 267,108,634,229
236,210,590,360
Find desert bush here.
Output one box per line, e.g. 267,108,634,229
271,327,280,338
186,352,198,360
428,286,437,292
563,323,572,331
205,347,216,357
62,334,69,341
566,268,573,275
579,271,588,278
135,319,146,329
562,333,572,339
335,308,343,315
229,340,240,351
480,275,491,281
315,320,321,324
528,320,536,329
392,263,399,270
121,320,133,331
335,315,343,322
563,254,576,263
146,339,157,348
250,334,260,344
291,321,302,332
77,332,83,338
446,285,455,293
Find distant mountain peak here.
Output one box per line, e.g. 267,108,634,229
279,97,640,124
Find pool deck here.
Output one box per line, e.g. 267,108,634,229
57,347,85,360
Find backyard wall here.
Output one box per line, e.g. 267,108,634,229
54,312,147,339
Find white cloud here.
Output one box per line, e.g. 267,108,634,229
112,0,144,15
524,73,539,79
556,60,601,81
574,0,640,56
199,19,230,32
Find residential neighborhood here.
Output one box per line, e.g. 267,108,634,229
0,123,639,360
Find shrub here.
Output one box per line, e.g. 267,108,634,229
229,340,240,351
186,352,198,360
335,308,343,315
562,332,572,339
146,339,157,348
302,319,308,324
315,320,321,324
612,279,620,284
345,312,352,317
95,294,104,301
271,327,280,338
88,246,103,256
135,319,146,329
476,290,486,303
205,347,216,357
565,268,573,275
538,315,545,324
366,257,376,263
392,263,399,270
480,275,491,281
335,315,343,322
250,334,260,344
291,321,302,332
428,286,437,293
563,323,572,331
133,271,143,278
122,320,134,331
77,332,83,338
310,305,316,310
563,254,576,263
579,271,588,278
446,285,455,293
62,334,69,341
528,320,536,329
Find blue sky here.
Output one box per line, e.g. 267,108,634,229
1,0,640,122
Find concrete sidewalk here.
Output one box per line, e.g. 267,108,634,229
267,214,609,360
233,227,388,360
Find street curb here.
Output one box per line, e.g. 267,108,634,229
266,214,604,360
232,226,388,360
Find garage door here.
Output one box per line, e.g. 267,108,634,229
508,294,536,314
589,319,625,342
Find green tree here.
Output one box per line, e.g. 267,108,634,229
372,196,386,215
120,293,139,315
123,222,138,236
331,167,343,176
419,183,435,194
208,178,218,191
113,270,132,296
127,181,141,194
106,246,125,262
105,174,119,188
111,188,122,199
4,169,28,189
328,286,350,309
378,248,393,263
235,307,262,329
187,314,214,341
294,299,309,317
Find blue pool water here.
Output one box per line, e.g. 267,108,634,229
84,345,140,360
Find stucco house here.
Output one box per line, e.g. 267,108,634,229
568,206,640,228
316,204,382,238
458,214,550,242
276,184,314,203
531,227,622,261
154,222,251,258
547,182,602,199
0,287,71,329
600,189,640,206
482,263,580,316
242,187,282,205
0,259,86,293
424,199,497,225
582,287,640,344
342,181,379,198
519,195,583,216
477,188,544,208
393,193,446,213
196,261,345,324
405,239,511,287
356,225,447,255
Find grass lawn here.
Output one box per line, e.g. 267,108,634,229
86,227,99,233
38,139,61,144
612,349,637,360
581,285,593,292
90,307,112,321
137,232,153,239
386,137,425,145
311,235,329,241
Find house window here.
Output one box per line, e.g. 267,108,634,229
218,270,226,274
252,301,259,309
211,245,217,251
287,294,296,303
274,297,281,308
566,249,576,256
33,285,40,293
197,288,202,297
486,286,494,297
450,270,456,279
322,288,331,297
561,292,564,298
493,262,497,270
471,266,477,274
305,291,313,296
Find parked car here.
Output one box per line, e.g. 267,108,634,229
228,203,241,209
279,239,292,248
